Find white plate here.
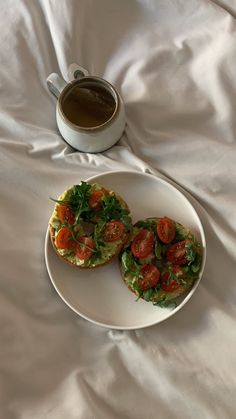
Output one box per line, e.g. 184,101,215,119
45,170,206,329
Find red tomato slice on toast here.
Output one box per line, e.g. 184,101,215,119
88,190,104,209
57,204,75,225
166,240,187,265
55,227,76,250
76,236,94,261
139,264,160,291
157,217,175,244
131,229,154,259
161,265,184,292
103,221,125,242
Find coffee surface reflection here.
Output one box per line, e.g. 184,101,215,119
62,83,116,128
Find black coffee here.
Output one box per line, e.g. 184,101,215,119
61,83,116,128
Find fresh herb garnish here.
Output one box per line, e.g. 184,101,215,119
174,224,191,242
142,282,162,302
135,220,156,231
186,242,196,263
185,242,202,273
190,252,201,273
101,194,132,230
121,250,140,277
93,221,106,249
51,182,92,224
154,298,177,308
89,248,102,264
143,288,155,301
155,241,169,260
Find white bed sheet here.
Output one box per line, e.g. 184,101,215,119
1,1,236,418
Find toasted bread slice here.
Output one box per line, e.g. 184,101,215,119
49,181,132,268
119,217,202,306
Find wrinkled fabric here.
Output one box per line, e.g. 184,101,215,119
1,1,236,418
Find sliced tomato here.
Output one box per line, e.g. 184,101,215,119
131,229,154,259
157,217,175,244
161,266,184,292
103,221,125,242
88,190,104,209
166,240,187,265
57,204,75,225
139,264,160,291
55,227,76,250
76,236,94,261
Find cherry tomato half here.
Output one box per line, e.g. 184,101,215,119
76,236,95,261
157,217,175,244
57,204,75,225
138,264,160,291
55,227,76,250
103,221,125,242
161,265,184,292
166,240,187,265
88,190,104,209
131,229,154,259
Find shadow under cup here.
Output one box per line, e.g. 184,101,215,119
59,78,118,130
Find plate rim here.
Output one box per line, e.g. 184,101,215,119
44,169,206,330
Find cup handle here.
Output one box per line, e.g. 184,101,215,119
68,63,89,81
46,73,67,98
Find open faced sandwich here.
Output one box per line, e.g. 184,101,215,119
120,217,202,307
49,181,132,268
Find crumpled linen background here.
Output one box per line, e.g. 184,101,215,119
1,0,236,418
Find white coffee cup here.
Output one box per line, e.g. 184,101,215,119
46,64,126,153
